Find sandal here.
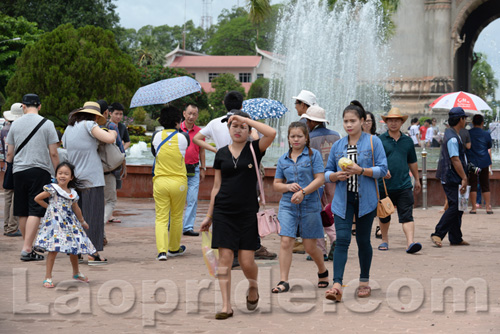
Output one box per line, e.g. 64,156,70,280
375,226,382,239
325,287,342,302
103,238,108,246
43,278,54,288
271,281,290,293
318,270,329,288
351,223,356,236
215,310,233,320
20,250,45,262
107,218,122,223
378,242,389,251
73,272,89,282
357,286,371,298
88,253,108,266
246,287,259,311
431,235,442,248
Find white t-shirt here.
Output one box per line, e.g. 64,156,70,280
425,126,434,143
199,116,232,150
409,124,419,145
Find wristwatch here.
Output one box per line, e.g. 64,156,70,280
201,166,206,171
301,189,306,196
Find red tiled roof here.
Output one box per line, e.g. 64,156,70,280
170,56,261,68
201,82,252,93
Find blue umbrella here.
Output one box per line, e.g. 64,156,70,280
130,76,202,108
242,98,290,120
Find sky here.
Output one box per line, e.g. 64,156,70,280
114,0,500,97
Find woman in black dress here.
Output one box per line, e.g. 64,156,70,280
200,111,276,320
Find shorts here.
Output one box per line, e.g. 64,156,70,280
468,169,490,192
13,168,51,217
379,188,414,224
277,202,324,239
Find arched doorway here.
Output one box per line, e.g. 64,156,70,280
454,0,500,92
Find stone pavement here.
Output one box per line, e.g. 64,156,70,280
0,193,499,333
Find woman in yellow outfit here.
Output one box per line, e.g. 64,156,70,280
151,106,190,261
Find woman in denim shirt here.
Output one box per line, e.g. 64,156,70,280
324,101,388,302
272,122,329,293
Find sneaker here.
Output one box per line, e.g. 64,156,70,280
157,252,167,261
5,230,22,237
254,246,277,260
167,245,186,257
183,230,200,237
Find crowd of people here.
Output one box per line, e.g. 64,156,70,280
1,90,495,320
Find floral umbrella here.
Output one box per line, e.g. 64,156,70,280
130,76,201,108
242,98,289,120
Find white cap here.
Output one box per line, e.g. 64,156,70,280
3,103,24,121
292,90,317,106
301,105,329,124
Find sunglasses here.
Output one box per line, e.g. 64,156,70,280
295,101,302,105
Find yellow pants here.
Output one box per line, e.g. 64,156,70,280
153,176,187,253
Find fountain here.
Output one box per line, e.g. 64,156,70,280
268,0,390,152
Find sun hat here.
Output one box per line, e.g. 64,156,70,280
3,103,24,121
292,90,317,106
301,105,329,124
449,106,467,118
381,107,408,122
22,93,41,106
74,101,107,125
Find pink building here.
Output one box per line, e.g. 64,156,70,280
165,45,281,93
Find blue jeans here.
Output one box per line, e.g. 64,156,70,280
182,166,200,233
333,191,376,285
432,182,463,244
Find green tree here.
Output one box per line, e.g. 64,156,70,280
4,24,140,125
471,52,498,101
136,65,208,118
0,13,43,99
247,77,270,99
208,73,246,118
247,0,272,40
0,0,119,32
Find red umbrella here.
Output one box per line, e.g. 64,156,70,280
430,91,491,115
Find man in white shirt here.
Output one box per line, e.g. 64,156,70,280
424,119,434,147
409,118,420,147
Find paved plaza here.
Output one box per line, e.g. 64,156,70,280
0,193,499,333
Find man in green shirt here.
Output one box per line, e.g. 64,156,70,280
378,108,422,254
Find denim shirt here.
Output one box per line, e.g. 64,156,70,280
275,147,324,212
325,132,388,219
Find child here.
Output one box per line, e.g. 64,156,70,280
34,162,96,288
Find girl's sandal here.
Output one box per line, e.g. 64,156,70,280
325,287,342,302
73,272,89,283
318,270,329,288
43,278,54,288
271,281,290,293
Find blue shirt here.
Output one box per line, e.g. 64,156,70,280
275,147,324,211
102,121,125,154
467,127,492,168
447,137,459,158
325,132,388,219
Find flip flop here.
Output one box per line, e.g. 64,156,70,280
378,242,389,251
356,286,371,298
107,218,122,223
406,242,422,254
469,211,476,214
431,235,442,247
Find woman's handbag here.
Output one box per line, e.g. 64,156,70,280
370,135,395,218
321,203,334,227
249,143,280,238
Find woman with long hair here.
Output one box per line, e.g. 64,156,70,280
324,101,387,301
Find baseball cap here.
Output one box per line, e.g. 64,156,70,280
22,94,41,106
449,107,467,118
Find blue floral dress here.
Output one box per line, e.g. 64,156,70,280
35,184,96,255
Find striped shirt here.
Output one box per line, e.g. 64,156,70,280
347,145,358,192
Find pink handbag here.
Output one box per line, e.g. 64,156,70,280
249,143,281,238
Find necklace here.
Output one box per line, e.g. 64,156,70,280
232,155,240,169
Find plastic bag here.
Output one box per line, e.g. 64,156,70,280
458,185,471,212
202,231,219,277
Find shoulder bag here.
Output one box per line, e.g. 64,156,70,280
307,155,334,227
151,130,178,177
370,135,395,218
249,142,280,238
3,118,47,190
98,123,125,173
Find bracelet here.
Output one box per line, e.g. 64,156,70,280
360,168,365,175
206,214,212,219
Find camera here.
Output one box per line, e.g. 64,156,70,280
467,162,481,175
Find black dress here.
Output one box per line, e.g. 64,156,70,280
212,140,264,251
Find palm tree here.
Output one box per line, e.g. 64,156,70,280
246,0,271,40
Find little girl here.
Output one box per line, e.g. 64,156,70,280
34,162,96,288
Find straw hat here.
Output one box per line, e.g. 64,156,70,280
74,101,107,125
381,107,408,122
301,105,329,124
3,103,24,121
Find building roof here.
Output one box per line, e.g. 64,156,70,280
170,56,262,68
201,82,252,93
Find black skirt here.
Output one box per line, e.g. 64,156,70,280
211,211,259,251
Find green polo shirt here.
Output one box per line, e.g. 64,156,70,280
378,131,417,191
